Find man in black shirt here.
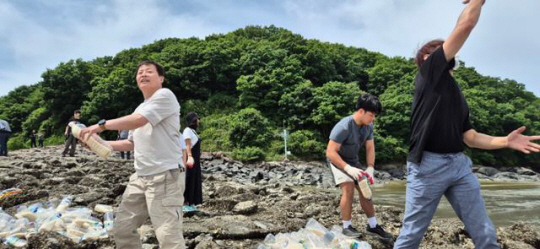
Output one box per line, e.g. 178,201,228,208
395,1,540,248
62,110,81,157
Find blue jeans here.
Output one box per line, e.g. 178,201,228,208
394,152,499,249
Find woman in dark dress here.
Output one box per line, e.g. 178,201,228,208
183,112,202,212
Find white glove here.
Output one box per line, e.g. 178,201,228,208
366,166,375,184
344,164,364,180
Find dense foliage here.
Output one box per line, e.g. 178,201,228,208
0,26,538,166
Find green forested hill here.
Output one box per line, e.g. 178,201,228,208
0,26,538,167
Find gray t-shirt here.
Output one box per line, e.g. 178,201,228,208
329,115,373,166
128,88,182,176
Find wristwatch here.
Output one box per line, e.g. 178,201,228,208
98,119,107,132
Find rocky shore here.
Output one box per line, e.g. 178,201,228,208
0,146,539,249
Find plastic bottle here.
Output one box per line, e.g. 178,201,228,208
103,212,114,232
70,123,112,159
15,205,38,222
359,176,372,200
3,235,27,247
56,195,73,213
94,204,113,214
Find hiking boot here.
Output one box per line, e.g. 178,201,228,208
366,224,393,241
342,226,362,238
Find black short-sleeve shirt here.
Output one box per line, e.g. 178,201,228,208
408,47,472,164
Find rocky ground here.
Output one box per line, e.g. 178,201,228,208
0,146,539,249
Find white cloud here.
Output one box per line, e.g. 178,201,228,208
0,0,539,97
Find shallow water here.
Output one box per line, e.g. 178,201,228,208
372,180,540,227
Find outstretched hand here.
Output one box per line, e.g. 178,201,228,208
507,126,540,154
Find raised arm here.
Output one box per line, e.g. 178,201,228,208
443,0,485,61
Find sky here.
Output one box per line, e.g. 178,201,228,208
0,0,539,97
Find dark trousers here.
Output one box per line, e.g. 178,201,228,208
62,135,77,156
120,151,131,159
30,138,37,148
0,132,9,156
38,140,44,147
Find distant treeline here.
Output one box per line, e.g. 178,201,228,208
0,26,538,166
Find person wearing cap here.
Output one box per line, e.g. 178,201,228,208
183,112,202,212
326,94,392,241
395,1,540,248
0,119,12,156
79,61,186,249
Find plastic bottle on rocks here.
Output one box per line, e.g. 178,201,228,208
337,239,372,249
38,214,64,233
15,203,42,222
103,212,114,232
56,195,73,213
3,235,27,247
81,223,108,241
66,223,87,243
94,204,113,214
8,218,30,238
0,209,15,237
305,218,335,245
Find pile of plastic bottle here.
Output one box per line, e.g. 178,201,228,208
0,194,114,247
257,218,371,249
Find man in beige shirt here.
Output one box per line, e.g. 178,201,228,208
80,61,185,249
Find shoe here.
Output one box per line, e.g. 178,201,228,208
366,224,393,241
342,226,362,238
189,205,198,212
182,205,191,212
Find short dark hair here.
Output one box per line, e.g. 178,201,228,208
137,61,165,77
74,110,81,114
415,39,444,68
356,94,382,115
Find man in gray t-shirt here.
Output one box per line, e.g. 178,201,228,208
326,94,392,241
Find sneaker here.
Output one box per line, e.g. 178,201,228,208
189,205,198,212
182,205,191,212
342,226,362,238
366,224,393,241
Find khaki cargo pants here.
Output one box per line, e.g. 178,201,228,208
113,168,186,249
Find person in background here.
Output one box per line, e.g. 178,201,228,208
183,112,202,212
0,119,12,156
30,130,37,148
117,130,131,159
62,110,81,157
38,130,45,148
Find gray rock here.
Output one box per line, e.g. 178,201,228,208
516,167,537,176
233,201,258,215
477,166,500,177
494,172,519,180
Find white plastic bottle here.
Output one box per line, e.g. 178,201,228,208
56,195,73,213
103,212,114,232
359,176,372,200
70,123,112,159
3,235,27,247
